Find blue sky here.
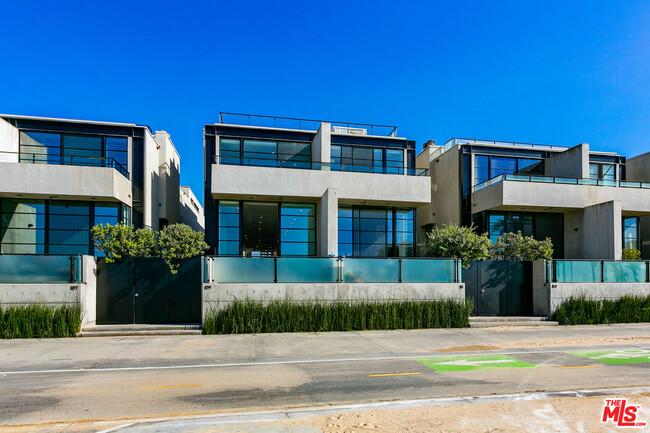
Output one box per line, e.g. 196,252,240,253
1,1,649,204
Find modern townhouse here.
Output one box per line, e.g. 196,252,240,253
203,113,431,258
0,114,203,256
417,139,650,260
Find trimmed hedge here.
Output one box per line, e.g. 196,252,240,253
0,304,82,338
554,295,650,325
203,299,472,334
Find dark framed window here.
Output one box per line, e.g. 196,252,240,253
218,137,312,169
338,205,415,257
589,163,616,180
280,203,316,255
474,154,543,186
0,199,46,254
331,145,404,175
218,201,241,256
623,217,640,251
19,131,129,178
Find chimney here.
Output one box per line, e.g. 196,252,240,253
423,140,436,149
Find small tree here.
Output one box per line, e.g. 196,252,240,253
425,223,491,268
491,231,553,261
157,224,209,273
91,224,156,263
622,248,641,260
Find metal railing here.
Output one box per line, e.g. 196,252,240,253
443,138,569,153
203,256,461,284
472,173,650,193
546,260,650,283
0,254,82,284
1,151,129,179
214,155,429,176
218,113,399,137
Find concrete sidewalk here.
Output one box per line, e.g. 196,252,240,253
1,323,649,373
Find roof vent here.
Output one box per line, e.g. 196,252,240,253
332,126,367,135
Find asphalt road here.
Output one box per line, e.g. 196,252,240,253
1,324,649,431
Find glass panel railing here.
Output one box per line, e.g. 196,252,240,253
578,179,598,186
555,261,602,282
0,255,73,283
620,181,642,188
505,174,530,182
277,258,339,283
642,183,650,189
212,257,275,283
530,176,554,183
401,259,457,283
603,261,648,283
341,258,399,283
598,179,618,187
555,177,578,184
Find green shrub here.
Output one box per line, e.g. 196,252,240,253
622,248,641,260
425,223,491,268
203,299,473,334
554,295,650,325
491,231,553,261
0,304,81,338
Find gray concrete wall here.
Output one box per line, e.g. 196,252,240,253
153,130,181,226
144,131,159,230
318,188,338,256
202,282,466,316
312,122,330,166
211,164,430,206
563,210,583,259
179,186,205,231
532,261,650,316
0,284,80,307
626,151,650,182
544,143,589,179
0,162,132,204
79,256,97,328
0,117,18,162
581,200,622,260
429,146,461,227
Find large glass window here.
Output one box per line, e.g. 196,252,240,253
590,163,616,180
623,217,639,250
280,204,316,255
338,206,415,257
218,201,240,255
19,131,129,177
473,154,543,186
331,145,404,174
219,138,312,169
484,211,563,257
48,202,91,255
0,199,46,254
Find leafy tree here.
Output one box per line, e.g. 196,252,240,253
622,248,641,260
491,231,553,261
157,224,209,273
91,224,156,263
424,223,491,268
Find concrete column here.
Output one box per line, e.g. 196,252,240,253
0,117,19,162
318,188,338,257
312,122,331,169
581,200,622,260
544,143,590,179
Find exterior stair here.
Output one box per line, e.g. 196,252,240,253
469,316,558,328
77,324,202,337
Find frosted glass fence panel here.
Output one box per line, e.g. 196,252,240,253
0,255,76,283
277,258,338,283
212,257,275,283
401,259,457,283
555,261,601,282
341,259,399,283
603,261,648,283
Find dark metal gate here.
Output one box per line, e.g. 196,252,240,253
96,257,202,324
462,260,533,316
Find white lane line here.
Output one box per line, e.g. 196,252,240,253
3,345,650,376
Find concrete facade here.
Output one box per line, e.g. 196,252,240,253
202,282,465,316
205,118,431,257
420,138,650,260
0,114,204,255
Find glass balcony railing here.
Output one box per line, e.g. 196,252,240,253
549,260,650,283
0,255,82,283
213,155,429,176
444,138,569,153
472,173,650,193
0,151,130,179
204,257,460,284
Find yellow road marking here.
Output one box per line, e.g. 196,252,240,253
368,372,421,378
140,384,203,390
555,365,600,369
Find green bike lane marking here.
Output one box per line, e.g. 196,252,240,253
416,354,536,372
570,348,650,365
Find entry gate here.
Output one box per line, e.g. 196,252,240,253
96,257,202,324
462,260,533,316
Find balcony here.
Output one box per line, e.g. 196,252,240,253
471,173,650,214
